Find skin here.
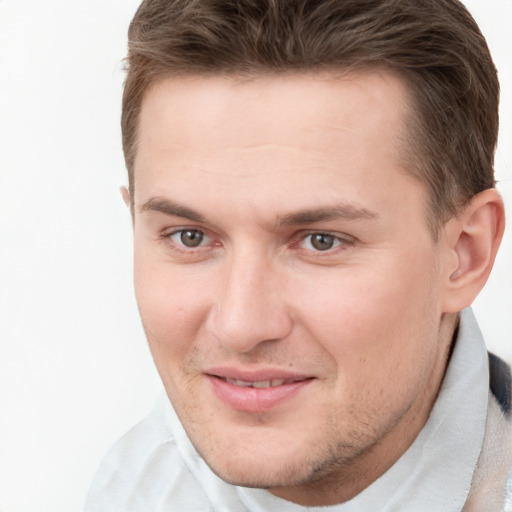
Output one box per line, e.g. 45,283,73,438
130,71,502,506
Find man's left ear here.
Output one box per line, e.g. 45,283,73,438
441,188,505,313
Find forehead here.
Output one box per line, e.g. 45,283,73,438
133,71,421,222
136,70,411,161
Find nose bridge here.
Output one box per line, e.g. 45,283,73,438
208,245,291,353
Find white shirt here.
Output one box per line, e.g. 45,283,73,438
85,309,489,511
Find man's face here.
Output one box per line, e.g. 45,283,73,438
132,72,454,505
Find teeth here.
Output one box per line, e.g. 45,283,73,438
226,378,253,387
252,380,271,388
225,378,287,388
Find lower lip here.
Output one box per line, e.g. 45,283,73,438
208,376,312,412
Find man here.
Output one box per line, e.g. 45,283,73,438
86,0,512,510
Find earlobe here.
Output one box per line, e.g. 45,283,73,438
442,189,505,313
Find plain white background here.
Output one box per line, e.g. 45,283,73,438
0,1,510,510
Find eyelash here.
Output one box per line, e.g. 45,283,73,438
163,228,353,256
295,232,354,255
164,228,212,251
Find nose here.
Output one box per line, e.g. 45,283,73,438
206,250,293,354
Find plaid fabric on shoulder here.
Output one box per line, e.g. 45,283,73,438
489,353,512,418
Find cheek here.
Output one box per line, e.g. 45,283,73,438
293,252,441,390
133,251,210,371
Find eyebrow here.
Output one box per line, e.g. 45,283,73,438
140,196,378,226
140,197,206,223
278,204,378,226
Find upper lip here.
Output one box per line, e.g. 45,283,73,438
205,367,313,383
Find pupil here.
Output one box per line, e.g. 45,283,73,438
311,234,334,251
181,230,204,247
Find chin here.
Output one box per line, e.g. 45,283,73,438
210,457,314,490
191,431,316,488
196,427,361,492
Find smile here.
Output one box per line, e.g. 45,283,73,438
207,371,314,412
224,378,295,388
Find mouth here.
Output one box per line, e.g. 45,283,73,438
222,377,303,388
206,370,314,412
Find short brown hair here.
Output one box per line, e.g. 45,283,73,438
122,0,499,228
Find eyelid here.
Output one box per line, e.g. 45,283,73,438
159,226,354,255
162,227,213,250
296,230,355,252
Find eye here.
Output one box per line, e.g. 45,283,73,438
301,232,343,252
170,229,207,248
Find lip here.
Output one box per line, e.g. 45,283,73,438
205,367,314,413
